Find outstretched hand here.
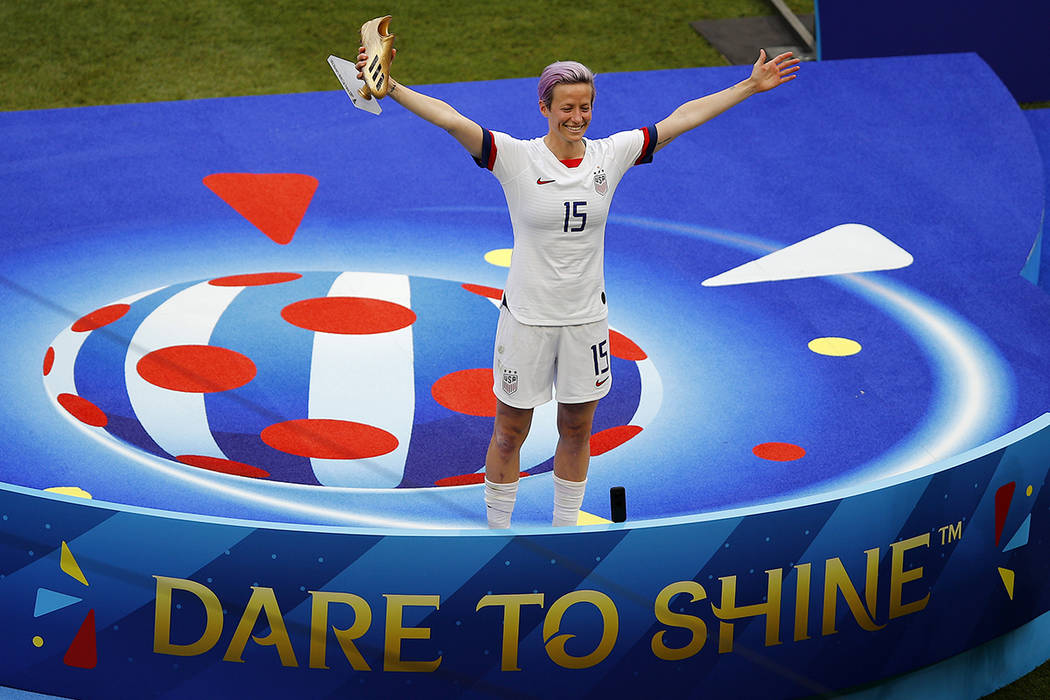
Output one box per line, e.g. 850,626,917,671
355,45,397,80
750,49,800,92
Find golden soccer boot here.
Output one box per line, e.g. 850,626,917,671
359,15,395,100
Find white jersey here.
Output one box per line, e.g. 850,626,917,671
476,126,656,325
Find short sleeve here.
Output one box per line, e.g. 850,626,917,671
606,125,658,172
472,130,529,183
634,124,658,165
472,128,498,170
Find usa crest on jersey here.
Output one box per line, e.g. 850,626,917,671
502,367,519,395
593,168,608,196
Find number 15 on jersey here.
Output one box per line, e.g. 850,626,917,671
591,339,610,378
563,201,587,232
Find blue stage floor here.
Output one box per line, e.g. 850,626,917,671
0,52,1047,529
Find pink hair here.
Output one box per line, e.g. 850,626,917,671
537,61,596,108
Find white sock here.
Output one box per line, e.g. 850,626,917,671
485,478,518,529
552,474,587,527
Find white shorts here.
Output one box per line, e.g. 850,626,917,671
492,306,611,409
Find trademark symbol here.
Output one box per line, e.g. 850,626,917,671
938,521,963,545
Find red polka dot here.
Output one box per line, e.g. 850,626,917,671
209,272,303,287
177,454,270,478
137,345,256,393
610,330,646,360
72,304,130,332
753,442,806,462
435,471,529,487
462,283,503,300
590,425,643,456
261,419,399,459
43,347,55,376
281,297,417,335
57,394,108,427
432,369,496,417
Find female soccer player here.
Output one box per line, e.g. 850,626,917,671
357,43,798,528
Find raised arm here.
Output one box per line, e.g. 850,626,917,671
357,48,484,159
653,50,799,153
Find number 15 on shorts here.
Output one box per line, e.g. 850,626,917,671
591,340,610,383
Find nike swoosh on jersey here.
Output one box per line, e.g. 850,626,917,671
536,178,555,185
595,376,609,387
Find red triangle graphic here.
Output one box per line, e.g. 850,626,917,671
203,173,319,245
994,481,1016,547
63,608,97,669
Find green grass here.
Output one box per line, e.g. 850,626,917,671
0,1,1047,697
0,0,811,110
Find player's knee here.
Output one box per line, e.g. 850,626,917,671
492,423,528,457
557,405,595,444
556,418,591,446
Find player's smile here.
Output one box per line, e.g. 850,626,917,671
562,121,587,135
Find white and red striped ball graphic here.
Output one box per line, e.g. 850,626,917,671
43,271,655,489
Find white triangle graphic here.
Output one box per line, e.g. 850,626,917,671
702,224,913,287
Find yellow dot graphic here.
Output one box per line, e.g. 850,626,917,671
808,337,862,357
1027,485,1034,497
32,636,44,648
484,248,513,268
